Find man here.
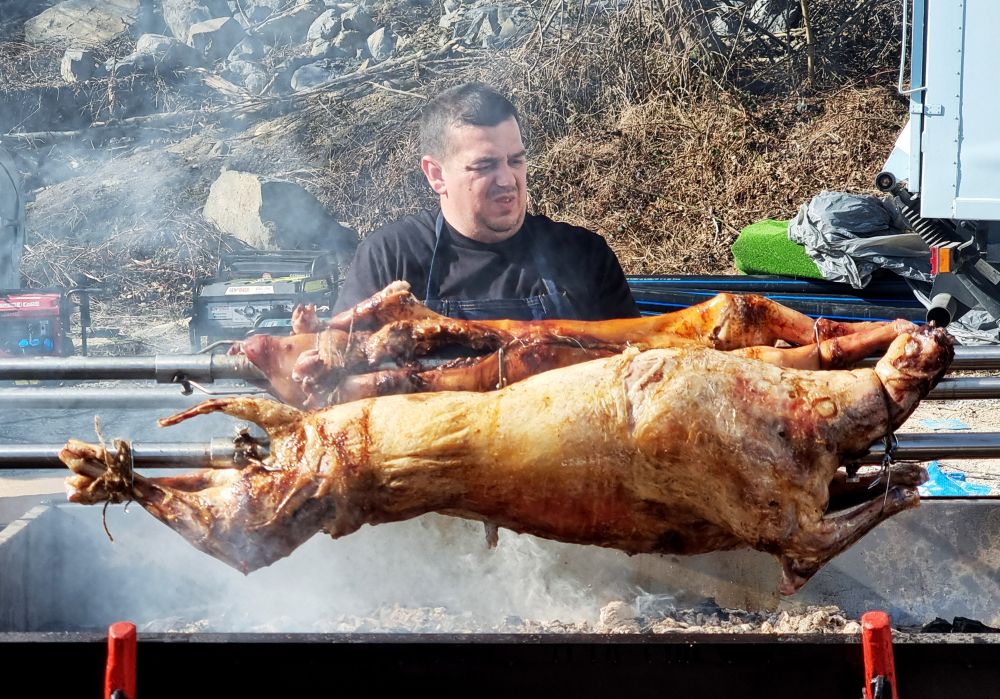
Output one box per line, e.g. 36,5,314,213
333,83,638,321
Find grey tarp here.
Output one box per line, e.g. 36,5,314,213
788,190,931,289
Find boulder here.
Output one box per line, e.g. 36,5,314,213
225,59,260,81
188,17,247,62
340,5,375,35
134,33,204,71
161,0,232,41
366,27,395,63
243,70,271,94
203,170,357,252
24,0,141,47
306,8,342,42
60,49,104,83
309,40,349,58
233,0,284,23
104,53,157,77
254,2,323,44
333,29,366,57
290,62,336,91
227,36,267,62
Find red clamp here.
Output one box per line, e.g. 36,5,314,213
861,611,898,699
105,621,137,699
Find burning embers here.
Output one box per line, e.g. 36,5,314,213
61,292,954,594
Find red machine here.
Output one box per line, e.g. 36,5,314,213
0,290,72,357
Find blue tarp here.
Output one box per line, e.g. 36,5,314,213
918,461,992,496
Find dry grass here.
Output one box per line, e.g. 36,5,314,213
7,0,910,338
285,0,908,277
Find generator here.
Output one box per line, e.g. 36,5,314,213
188,251,339,351
0,290,72,358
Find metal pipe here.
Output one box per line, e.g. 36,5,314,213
2,379,978,407
0,438,268,469
861,432,1000,462
927,292,957,327
858,345,1000,370
927,377,1000,400
0,387,237,409
0,433,996,470
0,354,264,383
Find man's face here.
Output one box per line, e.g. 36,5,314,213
422,116,527,243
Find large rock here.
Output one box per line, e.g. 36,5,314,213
366,27,395,63
227,36,266,62
290,62,336,91
134,33,204,71
161,0,232,41
340,5,375,35
254,2,324,44
24,0,141,47
332,29,366,57
188,17,247,62
60,49,104,83
306,8,341,42
203,170,356,252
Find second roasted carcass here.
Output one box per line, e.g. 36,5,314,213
63,323,953,594
235,281,912,407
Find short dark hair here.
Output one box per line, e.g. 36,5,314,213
420,83,520,158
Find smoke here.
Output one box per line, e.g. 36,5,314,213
40,502,646,632
1,1,661,634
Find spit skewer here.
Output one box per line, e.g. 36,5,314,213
0,437,268,469
0,354,264,383
0,345,997,384
0,375,994,407
1,433,999,469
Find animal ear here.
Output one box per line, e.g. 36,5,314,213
421,155,447,195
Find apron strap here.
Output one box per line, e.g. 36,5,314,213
425,211,577,319
423,210,447,304
535,246,576,319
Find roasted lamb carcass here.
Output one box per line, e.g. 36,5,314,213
236,281,908,407
62,324,953,594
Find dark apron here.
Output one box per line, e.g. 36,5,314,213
423,212,578,321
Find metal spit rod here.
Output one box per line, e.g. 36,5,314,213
0,386,259,409
0,354,264,383
860,432,1000,462
857,345,1000,370
0,345,996,383
1,432,998,469
0,438,267,469
0,375,992,408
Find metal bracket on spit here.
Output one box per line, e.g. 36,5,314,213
197,340,238,355
226,425,268,468
845,461,861,483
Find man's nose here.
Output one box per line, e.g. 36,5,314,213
494,161,517,188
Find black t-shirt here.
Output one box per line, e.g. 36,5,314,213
333,209,638,320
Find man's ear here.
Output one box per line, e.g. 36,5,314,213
421,155,447,196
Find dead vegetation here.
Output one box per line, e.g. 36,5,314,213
4,0,909,333
295,0,908,275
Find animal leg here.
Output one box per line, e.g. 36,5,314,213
777,478,922,595
729,319,918,369
62,426,330,574
326,281,447,331
328,343,614,404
